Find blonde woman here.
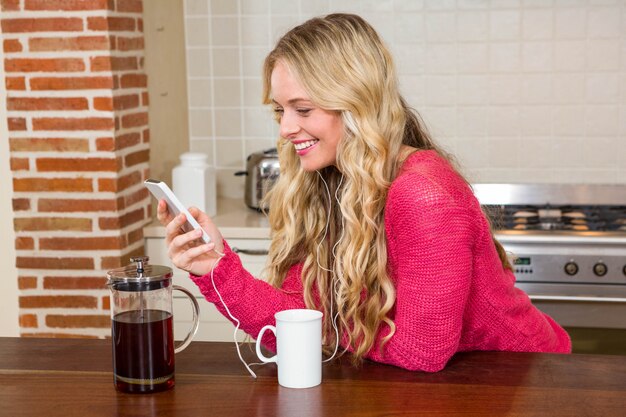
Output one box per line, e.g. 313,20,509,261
159,13,571,372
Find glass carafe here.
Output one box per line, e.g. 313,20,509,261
107,256,199,393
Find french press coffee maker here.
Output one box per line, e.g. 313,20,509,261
107,256,200,394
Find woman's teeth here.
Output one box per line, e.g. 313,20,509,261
294,140,318,151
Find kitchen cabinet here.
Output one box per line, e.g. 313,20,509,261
143,198,271,342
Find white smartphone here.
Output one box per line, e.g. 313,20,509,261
144,179,212,244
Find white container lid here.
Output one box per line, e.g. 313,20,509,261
179,152,209,167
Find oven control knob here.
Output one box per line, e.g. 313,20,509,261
564,261,578,276
593,262,608,277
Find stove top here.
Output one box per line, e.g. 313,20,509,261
473,183,626,236
484,204,626,232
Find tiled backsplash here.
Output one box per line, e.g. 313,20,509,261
184,0,626,198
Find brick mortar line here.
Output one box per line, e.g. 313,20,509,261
0,50,144,58
7,130,106,137
10,205,150,218
18,300,110,306
5,70,146,79
21,327,112,334
18,282,111,288
1,33,143,41
10,157,150,170
14,231,138,238
16,253,131,257
13,237,140,243
9,158,147,168
6,103,149,109
10,201,149,214
0,29,142,35
10,182,148,192
14,230,133,235
7,130,150,139
4,51,146,58
0,11,144,18
7,112,117,118
9,175,144,183
21,290,109,295
98,223,151,241
9,148,147,156
12,233,147,240
6,111,147,119
6,89,147,97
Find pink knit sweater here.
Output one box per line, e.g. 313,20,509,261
191,150,571,372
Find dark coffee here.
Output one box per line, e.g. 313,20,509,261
112,309,175,393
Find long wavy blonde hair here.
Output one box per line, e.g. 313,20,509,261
261,14,511,363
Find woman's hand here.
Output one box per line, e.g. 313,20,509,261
156,200,225,277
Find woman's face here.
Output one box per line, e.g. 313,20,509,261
270,61,343,172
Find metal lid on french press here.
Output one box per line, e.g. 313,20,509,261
107,256,173,291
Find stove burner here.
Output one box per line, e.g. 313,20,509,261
484,205,626,232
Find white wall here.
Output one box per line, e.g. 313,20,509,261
0,43,20,337
180,0,626,197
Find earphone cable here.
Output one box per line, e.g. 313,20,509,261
316,171,342,363
209,250,258,379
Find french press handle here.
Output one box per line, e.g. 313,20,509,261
172,285,200,353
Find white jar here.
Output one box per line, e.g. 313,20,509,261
172,152,216,217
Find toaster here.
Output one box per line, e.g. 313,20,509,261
235,148,280,211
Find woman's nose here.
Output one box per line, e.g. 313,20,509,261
279,110,299,139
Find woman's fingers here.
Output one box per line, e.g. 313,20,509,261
187,206,202,219
171,242,215,272
164,212,189,245
157,203,219,276
169,228,203,255
188,206,211,227
166,227,214,273
186,206,225,254
156,199,174,225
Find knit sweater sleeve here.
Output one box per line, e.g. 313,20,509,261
372,172,478,372
189,241,307,352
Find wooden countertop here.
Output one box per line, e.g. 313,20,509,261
1,337,624,416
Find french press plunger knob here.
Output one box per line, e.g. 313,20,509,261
130,256,150,274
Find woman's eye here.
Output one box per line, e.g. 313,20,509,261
296,108,312,115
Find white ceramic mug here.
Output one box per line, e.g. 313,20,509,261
255,309,323,389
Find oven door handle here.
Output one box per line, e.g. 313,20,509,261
530,295,626,303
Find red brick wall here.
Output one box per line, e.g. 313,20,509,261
2,0,150,338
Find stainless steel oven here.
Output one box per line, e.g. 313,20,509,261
473,184,626,354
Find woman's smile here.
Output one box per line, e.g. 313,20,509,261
293,139,319,155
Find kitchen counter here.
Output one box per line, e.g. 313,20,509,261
143,197,270,239
146,197,626,243
1,337,625,416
